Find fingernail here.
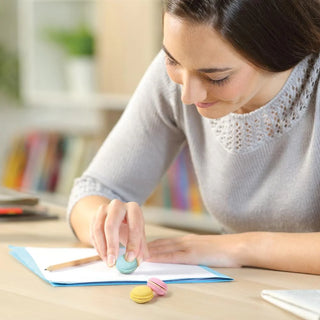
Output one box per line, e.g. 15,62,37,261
107,254,115,267
125,251,135,262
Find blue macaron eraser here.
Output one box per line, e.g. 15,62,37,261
116,254,138,274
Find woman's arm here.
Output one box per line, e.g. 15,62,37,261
147,231,320,274
67,51,186,266
244,231,320,274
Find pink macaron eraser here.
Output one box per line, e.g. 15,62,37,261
147,277,168,296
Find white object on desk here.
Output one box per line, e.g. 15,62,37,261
261,289,320,320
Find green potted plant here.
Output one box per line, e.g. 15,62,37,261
45,24,96,95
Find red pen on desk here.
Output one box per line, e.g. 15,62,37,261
0,207,23,215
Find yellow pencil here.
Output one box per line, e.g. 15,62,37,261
45,255,101,272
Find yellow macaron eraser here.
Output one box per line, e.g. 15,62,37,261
130,285,154,304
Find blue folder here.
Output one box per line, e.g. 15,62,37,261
9,245,233,287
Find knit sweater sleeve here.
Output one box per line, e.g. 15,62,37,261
67,51,185,218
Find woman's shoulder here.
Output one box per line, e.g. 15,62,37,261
308,52,320,98
294,53,320,121
313,53,320,120
292,52,320,106
305,52,320,123
306,52,320,83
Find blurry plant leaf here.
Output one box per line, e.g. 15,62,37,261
44,24,94,56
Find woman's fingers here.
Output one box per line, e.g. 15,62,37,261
138,231,150,264
118,223,129,247
148,237,181,250
148,249,190,264
90,199,148,268
147,237,184,263
104,199,127,266
125,202,149,263
90,204,108,262
147,235,198,264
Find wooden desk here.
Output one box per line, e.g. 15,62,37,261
1,205,319,320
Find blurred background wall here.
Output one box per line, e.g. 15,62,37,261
0,0,17,51
0,0,208,224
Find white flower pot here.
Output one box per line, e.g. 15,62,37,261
66,57,96,96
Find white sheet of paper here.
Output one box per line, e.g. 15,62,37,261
27,247,220,284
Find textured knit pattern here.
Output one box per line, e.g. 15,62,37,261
68,50,320,233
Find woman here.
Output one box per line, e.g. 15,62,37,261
68,0,320,274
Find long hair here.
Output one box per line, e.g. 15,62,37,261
164,0,320,71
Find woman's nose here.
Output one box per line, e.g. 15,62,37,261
181,72,207,105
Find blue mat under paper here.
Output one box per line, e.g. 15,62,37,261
9,245,233,287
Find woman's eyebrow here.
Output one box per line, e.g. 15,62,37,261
197,66,232,73
162,44,232,74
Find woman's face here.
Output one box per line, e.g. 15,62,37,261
163,13,290,119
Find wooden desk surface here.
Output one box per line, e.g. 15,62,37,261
1,205,319,320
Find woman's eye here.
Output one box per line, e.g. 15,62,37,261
208,76,230,86
165,56,178,66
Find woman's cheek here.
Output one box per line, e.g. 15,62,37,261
211,82,244,102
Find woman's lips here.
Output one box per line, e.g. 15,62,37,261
195,101,217,108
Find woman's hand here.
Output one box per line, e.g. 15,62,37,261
90,199,149,267
147,234,245,268
148,232,320,274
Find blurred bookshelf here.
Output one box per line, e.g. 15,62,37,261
0,0,219,232
2,131,100,196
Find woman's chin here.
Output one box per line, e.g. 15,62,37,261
195,105,229,119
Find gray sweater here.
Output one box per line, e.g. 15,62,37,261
68,51,320,233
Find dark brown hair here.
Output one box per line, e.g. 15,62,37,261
164,0,320,72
